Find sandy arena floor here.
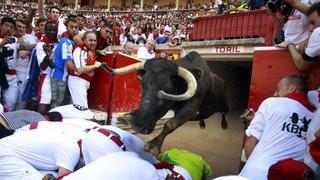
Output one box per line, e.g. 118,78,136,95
135,111,244,178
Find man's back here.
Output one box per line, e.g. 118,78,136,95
240,97,313,179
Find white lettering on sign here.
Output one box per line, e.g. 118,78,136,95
213,46,244,53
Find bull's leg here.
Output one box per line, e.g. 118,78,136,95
221,112,228,129
144,103,198,156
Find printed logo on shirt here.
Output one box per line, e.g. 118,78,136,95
62,43,73,59
281,112,311,138
73,104,88,111
2,46,14,62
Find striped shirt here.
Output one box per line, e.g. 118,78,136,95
0,110,46,130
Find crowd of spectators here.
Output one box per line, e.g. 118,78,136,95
0,0,269,47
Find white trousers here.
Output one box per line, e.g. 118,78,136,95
39,74,52,104
3,74,19,111
68,76,90,108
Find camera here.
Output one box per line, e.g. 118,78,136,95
267,0,293,17
240,109,250,120
43,43,54,49
9,37,15,44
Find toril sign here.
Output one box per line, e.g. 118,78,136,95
213,46,243,53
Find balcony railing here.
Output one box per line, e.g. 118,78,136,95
191,9,276,45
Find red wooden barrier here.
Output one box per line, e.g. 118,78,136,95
191,10,275,45
88,52,114,112
109,52,143,113
248,47,320,110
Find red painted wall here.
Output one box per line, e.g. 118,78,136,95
248,47,320,110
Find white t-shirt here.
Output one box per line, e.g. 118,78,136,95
15,121,87,141
283,0,310,44
64,152,160,180
240,97,313,180
0,129,80,172
73,46,89,69
36,41,58,75
102,125,158,163
305,27,320,58
308,89,320,108
137,46,155,60
49,104,95,120
16,34,38,74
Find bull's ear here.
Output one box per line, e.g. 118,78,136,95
137,70,145,81
192,67,204,81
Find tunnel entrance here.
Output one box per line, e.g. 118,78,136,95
207,60,252,112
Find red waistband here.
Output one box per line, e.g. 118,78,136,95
6,69,17,75
68,70,93,81
97,128,126,151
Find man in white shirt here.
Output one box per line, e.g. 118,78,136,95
15,19,38,110
137,39,155,60
0,129,82,179
280,1,320,71
0,17,19,111
240,75,316,180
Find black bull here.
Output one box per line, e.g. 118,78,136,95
101,51,229,155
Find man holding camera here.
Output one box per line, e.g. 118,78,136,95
240,75,316,179
0,17,19,111
279,1,320,71
36,21,58,114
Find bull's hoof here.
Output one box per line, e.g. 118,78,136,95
144,142,161,157
117,113,133,125
221,119,228,129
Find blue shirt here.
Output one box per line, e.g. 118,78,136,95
156,36,171,44
51,37,74,81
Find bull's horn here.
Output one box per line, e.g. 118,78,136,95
101,62,145,74
158,67,197,101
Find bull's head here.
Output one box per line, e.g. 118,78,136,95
102,59,197,134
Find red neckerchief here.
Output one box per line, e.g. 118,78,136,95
40,36,58,44
153,161,184,180
73,44,96,65
61,31,71,39
153,34,159,40
286,92,317,112
47,17,59,26
35,32,43,40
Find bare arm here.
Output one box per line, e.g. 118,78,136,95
244,136,258,159
288,44,314,71
38,0,46,19
26,8,36,34
285,0,310,15
271,12,283,30
76,62,101,74
57,167,72,179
